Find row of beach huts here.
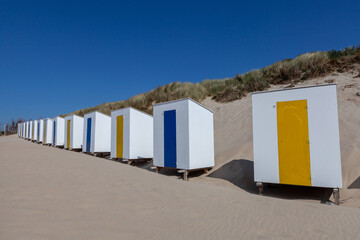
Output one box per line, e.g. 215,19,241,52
17,85,344,204
17,98,214,180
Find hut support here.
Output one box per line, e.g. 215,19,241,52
333,188,340,205
121,158,152,165
256,182,263,196
178,170,190,181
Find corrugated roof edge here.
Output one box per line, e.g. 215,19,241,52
252,83,337,95
111,106,153,118
153,97,213,113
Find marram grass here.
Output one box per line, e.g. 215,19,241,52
64,45,360,117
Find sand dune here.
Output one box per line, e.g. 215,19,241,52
1,135,360,239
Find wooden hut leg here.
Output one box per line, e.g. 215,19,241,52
156,167,160,173
256,182,263,196
183,170,189,181
127,160,132,165
333,188,340,205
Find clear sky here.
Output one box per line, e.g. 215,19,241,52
1,0,359,125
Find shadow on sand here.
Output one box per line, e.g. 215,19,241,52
348,176,360,189
208,159,333,204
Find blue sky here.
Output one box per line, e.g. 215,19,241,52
1,0,359,125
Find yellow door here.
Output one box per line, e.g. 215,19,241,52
116,115,124,158
277,100,311,186
44,122,47,144
67,120,71,149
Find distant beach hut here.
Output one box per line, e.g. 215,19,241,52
26,121,30,139
30,121,34,140
18,123,21,137
153,98,214,180
252,84,342,204
24,121,28,139
32,120,38,141
22,123,25,138
52,117,65,147
29,121,34,140
82,111,111,155
110,107,153,164
43,118,53,145
64,115,84,150
37,119,44,143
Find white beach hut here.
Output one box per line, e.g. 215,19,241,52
24,121,29,139
32,120,38,141
43,118,53,145
82,111,111,154
153,98,214,180
252,84,342,203
64,115,84,150
27,121,31,139
110,107,153,163
22,123,25,138
37,119,44,143
30,121,34,140
52,117,65,147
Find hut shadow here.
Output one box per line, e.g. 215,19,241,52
348,177,360,189
208,159,333,204
142,164,208,179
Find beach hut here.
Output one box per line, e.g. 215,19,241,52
24,121,28,139
52,117,65,147
64,115,84,150
30,121,34,140
32,120,38,141
29,121,34,140
22,123,25,138
82,111,111,155
27,121,30,139
252,84,342,204
17,123,20,137
110,107,153,163
43,118,53,145
37,119,44,143
153,98,214,180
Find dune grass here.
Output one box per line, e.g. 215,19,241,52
66,45,360,117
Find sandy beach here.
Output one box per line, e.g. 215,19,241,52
1,70,360,239
1,134,360,239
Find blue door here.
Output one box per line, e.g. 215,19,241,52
53,121,56,145
164,110,177,168
86,118,92,152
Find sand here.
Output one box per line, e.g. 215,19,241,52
1,68,360,239
1,135,360,239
